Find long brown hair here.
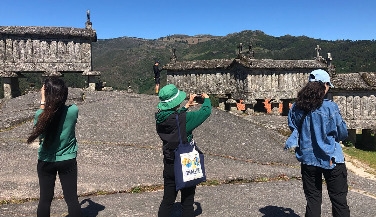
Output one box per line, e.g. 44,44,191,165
27,77,68,146
295,81,326,113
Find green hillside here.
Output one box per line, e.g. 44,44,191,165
1,30,376,97
92,30,376,94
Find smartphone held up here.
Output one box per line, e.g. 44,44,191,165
193,94,204,104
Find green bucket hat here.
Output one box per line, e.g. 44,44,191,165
157,84,186,110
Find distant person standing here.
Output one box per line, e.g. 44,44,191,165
153,60,163,94
27,77,82,217
285,69,350,217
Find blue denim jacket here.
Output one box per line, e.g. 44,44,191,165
285,99,348,169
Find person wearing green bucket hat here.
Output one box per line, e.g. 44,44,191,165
157,84,188,111
155,84,212,217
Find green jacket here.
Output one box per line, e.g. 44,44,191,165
155,98,212,142
34,104,79,162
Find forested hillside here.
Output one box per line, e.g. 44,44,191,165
92,30,376,94
1,30,376,97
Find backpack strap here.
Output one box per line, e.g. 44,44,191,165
175,114,183,145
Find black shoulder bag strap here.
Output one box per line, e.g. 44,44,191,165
175,114,184,146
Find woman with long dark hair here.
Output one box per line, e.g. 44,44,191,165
285,69,350,217
27,77,82,217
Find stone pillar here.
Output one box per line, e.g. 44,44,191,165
271,99,281,115
3,77,12,99
244,98,256,115
281,99,294,116
254,99,267,113
344,129,356,147
355,129,363,149
87,76,97,91
244,103,255,115
359,129,376,151
218,97,227,110
225,98,237,112
2,76,21,99
83,70,101,91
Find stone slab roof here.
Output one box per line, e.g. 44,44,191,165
360,72,376,87
0,26,97,41
236,58,327,69
164,59,234,70
164,58,327,71
332,72,376,90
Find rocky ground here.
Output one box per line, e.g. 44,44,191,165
0,89,376,217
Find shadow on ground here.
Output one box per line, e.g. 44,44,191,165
79,198,106,217
259,205,300,217
171,202,203,216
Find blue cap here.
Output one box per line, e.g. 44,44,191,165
309,69,334,88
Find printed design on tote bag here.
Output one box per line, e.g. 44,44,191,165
180,147,204,182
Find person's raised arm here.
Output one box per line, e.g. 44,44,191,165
40,85,46,110
185,93,212,132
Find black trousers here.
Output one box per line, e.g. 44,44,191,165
301,163,350,217
37,158,82,217
158,161,196,217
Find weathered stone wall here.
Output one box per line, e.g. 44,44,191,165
164,57,328,103
329,72,376,129
245,69,310,101
0,39,92,74
0,26,96,75
167,68,248,99
0,26,99,98
331,92,376,129
167,68,314,103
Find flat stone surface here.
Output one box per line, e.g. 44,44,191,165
1,90,376,217
1,180,376,217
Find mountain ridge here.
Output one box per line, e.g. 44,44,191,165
92,30,376,94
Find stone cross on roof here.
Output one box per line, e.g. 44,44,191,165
85,10,92,29
170,48,177,62
237,43,243,54
315,45,321,59
248,43,255,58
87,10,90,22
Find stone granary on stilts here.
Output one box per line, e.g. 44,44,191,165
330,72,376,150
0,10,100,99
163,44,376,149
164,44,333,115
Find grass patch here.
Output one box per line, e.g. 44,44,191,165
277,128,292,137
130,186,143,193
0,198,39,205
201,179,220,186
343,147,376,173
1,176,300,205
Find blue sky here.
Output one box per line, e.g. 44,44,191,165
1,0,375,41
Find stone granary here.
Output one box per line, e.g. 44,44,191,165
164,45,333,116
164,45,376,148
0,11,100,99
329,72,376,149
